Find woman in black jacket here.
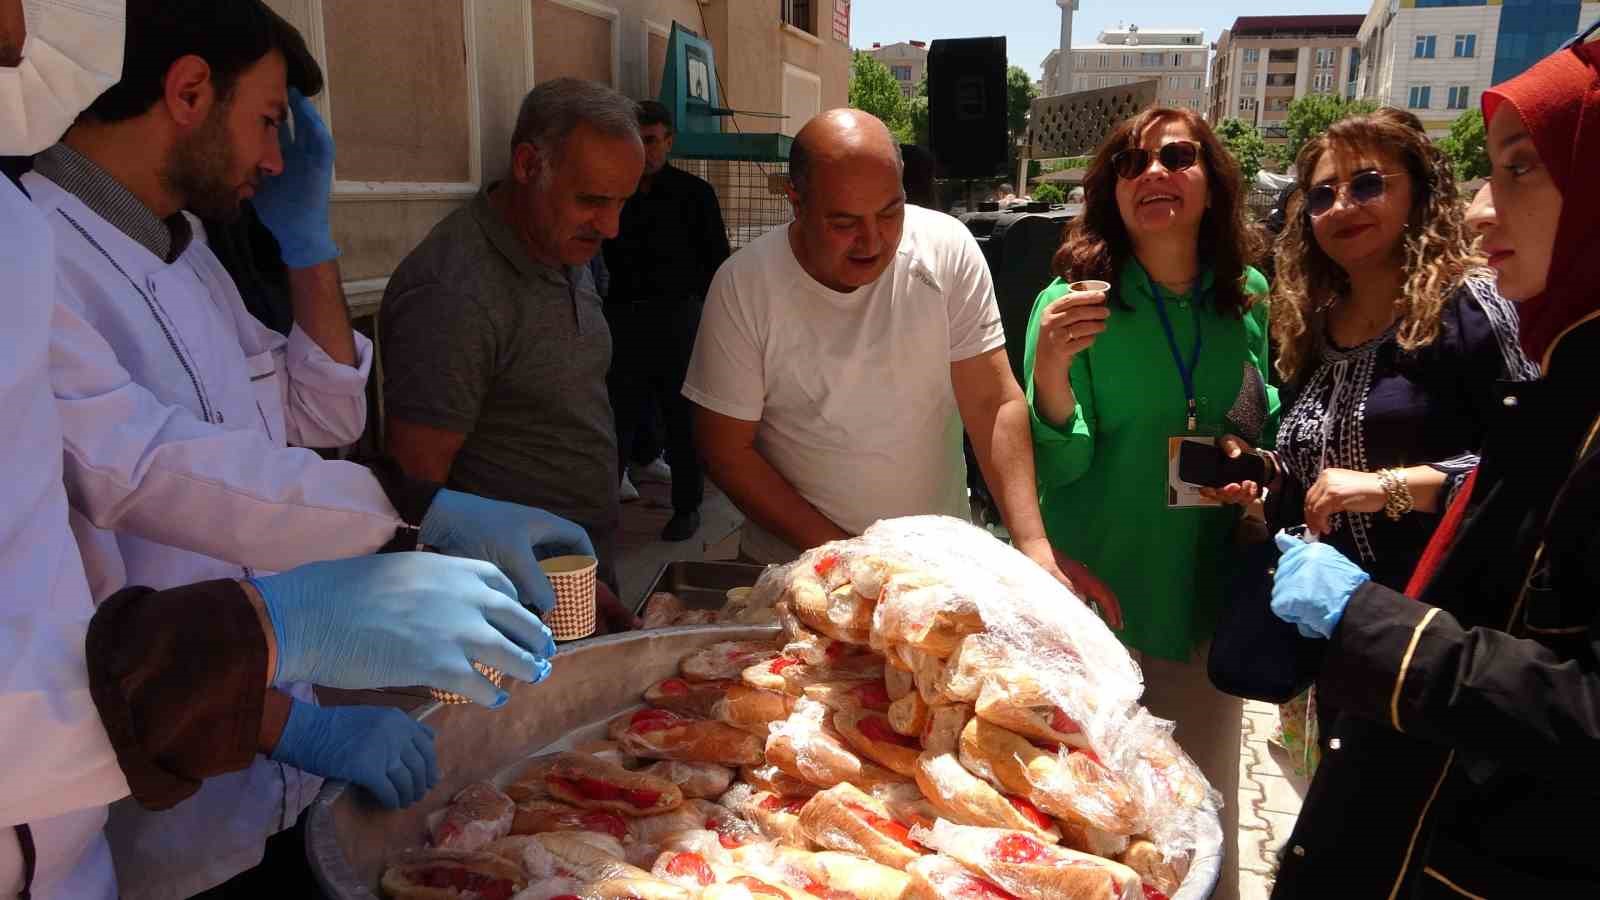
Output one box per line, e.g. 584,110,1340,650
1264,36,1600,899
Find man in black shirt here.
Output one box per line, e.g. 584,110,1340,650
603,100,731,541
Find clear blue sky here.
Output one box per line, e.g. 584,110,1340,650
850,0,1371,79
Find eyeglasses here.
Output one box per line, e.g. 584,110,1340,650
1111,141,1200,180
1304,170,1404,217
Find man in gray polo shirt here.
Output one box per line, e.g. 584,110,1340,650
380,78,643,630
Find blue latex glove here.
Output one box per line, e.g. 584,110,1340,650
269,702,438,809
420,490,596,615
252,89,338,267
252,553,556,707
1271,531,1371,639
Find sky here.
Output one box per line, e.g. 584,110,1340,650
849,0,1374,80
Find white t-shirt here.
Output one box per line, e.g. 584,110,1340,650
683,204,1006,563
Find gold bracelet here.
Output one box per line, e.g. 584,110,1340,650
1377,468,1414,521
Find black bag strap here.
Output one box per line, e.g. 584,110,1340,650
12,824,36,900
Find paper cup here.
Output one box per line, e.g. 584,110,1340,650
429,661,505,706
540,554,598,641
1067,279,1112,294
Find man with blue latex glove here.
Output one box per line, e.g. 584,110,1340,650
252,552,557,707
251,88,338,268
419,490,596,615
1271,531,1372,639
268,705,438,810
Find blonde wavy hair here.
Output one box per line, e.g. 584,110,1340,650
1271,108,1482,382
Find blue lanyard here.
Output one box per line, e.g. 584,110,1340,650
1146,271,1204,431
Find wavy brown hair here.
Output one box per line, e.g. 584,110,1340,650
1271,107,1482,381
1051,107,1261,318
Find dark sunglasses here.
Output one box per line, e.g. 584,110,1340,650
1304,170,1403,217
1111,141,1200,180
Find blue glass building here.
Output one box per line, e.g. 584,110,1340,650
1493,0,1584,84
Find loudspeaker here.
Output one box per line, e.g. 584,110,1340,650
928,37,1009,179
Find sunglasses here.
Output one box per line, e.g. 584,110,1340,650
1111,141,1200,180
1304,170,1403,217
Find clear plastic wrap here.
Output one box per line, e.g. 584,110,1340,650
764,697,908,791
638,760,736,800
431,782,516,851
768,515,1218,861
795,782,924,868
909,819,1142,900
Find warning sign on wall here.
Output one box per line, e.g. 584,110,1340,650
832,0,850,43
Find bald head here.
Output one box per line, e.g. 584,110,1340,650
789,109,904,198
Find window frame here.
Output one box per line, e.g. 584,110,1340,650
1414,34,1436,59
1453,33,1476,58
1408,84,1432,109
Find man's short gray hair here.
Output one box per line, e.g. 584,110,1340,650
512,77,641,161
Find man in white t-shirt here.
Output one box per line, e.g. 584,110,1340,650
683,110,1120,624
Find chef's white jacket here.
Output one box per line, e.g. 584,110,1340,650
26,169,392,900
0,176,126,900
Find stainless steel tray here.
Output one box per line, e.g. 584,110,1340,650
636,559,767,614
304,625,1222,900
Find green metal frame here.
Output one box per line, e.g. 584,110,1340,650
658,22,792,163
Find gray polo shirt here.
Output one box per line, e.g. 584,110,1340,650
380,186,618,535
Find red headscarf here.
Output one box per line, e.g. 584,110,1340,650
1405,42,1600,597
1481,41,1600,368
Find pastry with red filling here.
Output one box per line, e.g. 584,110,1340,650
679,641,784,683
609,709,765,766
797,782,926,868
380,848,526,900
833,708,923,777
542,752,684,817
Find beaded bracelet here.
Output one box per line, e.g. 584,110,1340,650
1377,468,1414,521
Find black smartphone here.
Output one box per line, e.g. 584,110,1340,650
1178,440,1267,488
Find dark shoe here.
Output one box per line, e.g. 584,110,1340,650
661,510,701,542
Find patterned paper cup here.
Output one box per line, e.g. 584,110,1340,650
540,554,598,641
429,661,505,705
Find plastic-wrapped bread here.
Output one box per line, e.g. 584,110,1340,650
903,647,952,707
431,783,515,851
870,573,984,659
505,754,565,803
796,782,925,869
909,820,1142,900
680,641,784,682
904,854,1017,900
510,798,631,840
802,679,893,714
785,566,874,645
913,706,1060,843
542,751,685,817
713,683,796,734
718,783,814,849
832,707,923,777
765,699,910,791
934,634,1011,703
846,552,918,602
692,799,766,850
957,718,1140,835
641,592,685,629
572,877,695,899
637,760,736,800
884,665,916,702
742,652,884,696
775,601,839,666
645,677,739,720
756,846,914,900
972,678,1092,751
627,802,713,846
534,832,653,882
739,764,819,800
652,851,812,899
573,739,636,770
1119,838,1186,899
380,848,526,899
609,709,765,767
887,691,931,737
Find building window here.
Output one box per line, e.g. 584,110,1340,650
1264,125,1288,139
1123,53,1134,68
1413,34,1436,59
1101,53,1110,68
1168,75,1184,90
1312,72,1334,93
1173,53,1184,67
780,0,813,34
1268,97,1291,111
1454,33,1476,57
1316,48,1336,67
1348,48,1360,80
1448,85,1470,109
1238,97,1257,112
1269,48,1298,63
1141,52,1163,67
1241,72,1258,88
1243,48,1260,64
1195,76,1204,90
890,65,911,82
1408,84,1432,108
1265,72,1296,87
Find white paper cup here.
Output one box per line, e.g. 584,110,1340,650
540,555,598,641
1067,279,1112,294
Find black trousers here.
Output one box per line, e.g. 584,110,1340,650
605,299,704,516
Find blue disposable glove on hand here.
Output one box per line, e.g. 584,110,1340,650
420,489,596,615
252,89,338,267
1271,531,1371,639
269,702,438,809
252,553,556,707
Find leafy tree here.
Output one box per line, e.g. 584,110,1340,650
1006,65,1039,174
1283,94,1379,163
1215,118,1269,182
1031,182,1066,204
1437,109,1489,182
848,51,912,141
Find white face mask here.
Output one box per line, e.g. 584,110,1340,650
0,0,125,156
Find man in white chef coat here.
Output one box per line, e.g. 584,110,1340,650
0,3,571,899
25,1,606,897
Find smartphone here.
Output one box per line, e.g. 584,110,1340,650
1177,440,1267,488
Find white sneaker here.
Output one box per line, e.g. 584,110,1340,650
633,456,673,485
619,473,640,502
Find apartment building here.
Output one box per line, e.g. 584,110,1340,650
1044,24,1208,114
1356,0,1600,138
866,40,928,99
1207,15,1363,147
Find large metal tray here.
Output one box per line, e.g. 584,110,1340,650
304,625,1222,900
636,559,767,614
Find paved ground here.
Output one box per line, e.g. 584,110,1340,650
611,480,1310,898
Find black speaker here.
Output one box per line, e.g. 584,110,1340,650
928,37,1009,180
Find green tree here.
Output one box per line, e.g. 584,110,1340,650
1215,118,1269,182
1006,65,1039,173
1031,182,1066,204
848,51,912,142
1283,94,1379,162
1437,109,1489,182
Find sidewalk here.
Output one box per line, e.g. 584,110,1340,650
611,487,1309,898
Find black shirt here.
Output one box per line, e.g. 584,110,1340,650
603,162,730,304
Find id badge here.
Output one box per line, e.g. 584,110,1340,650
1167,435,1221,508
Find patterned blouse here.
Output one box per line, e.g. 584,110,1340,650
1271,278,1538,590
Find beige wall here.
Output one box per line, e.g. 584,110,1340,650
263,0,846,316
